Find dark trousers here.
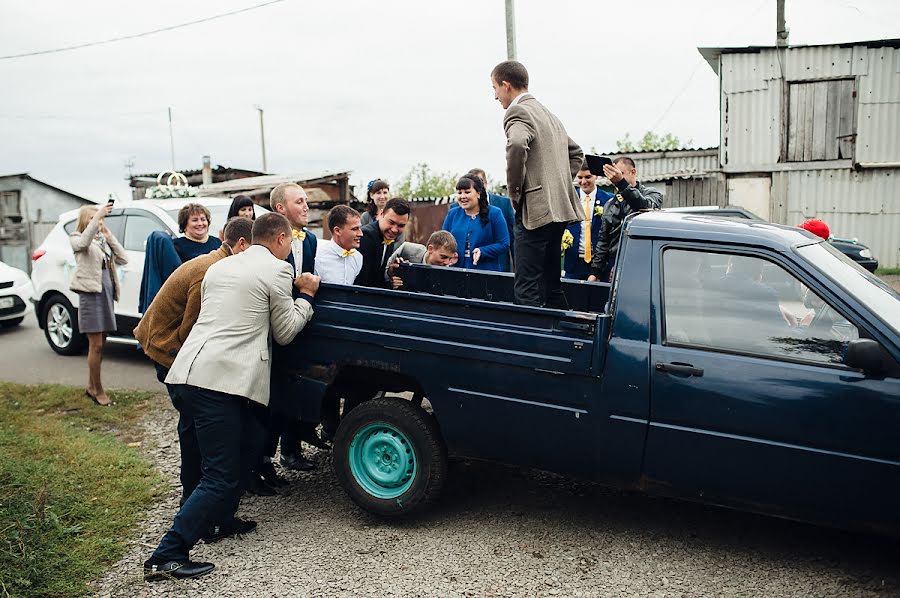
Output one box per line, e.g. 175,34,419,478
152,384,244,562
155,364,201,504
513,212,569,309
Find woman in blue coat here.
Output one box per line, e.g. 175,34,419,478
442,175,510,271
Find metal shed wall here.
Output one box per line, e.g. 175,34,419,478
720,45,900,168
771,167,900,268
607,149,719,182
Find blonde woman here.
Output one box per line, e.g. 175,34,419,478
69,204,128,406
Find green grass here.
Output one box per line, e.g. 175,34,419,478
876,267,900,276
0,382,163,598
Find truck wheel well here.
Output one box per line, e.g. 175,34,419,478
327,365,426,403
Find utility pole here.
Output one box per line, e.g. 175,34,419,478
167,107,176,170
505,0,517,60
256,105,268,173
776,0,789,47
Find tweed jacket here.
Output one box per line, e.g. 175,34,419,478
69,217,128,300
133,244,232,369
165,244,314,406
503,94,585,230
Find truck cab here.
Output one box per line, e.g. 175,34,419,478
285,212,900,534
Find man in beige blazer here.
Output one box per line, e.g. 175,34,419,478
492,60,584,308
144,213,320,581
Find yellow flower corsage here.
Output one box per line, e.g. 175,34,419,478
561,229,574,252
594,205,603,216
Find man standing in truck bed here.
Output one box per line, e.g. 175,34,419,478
492,60,584,309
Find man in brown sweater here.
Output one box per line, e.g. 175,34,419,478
134,216,253,531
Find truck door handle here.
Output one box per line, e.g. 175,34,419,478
655,362,704,377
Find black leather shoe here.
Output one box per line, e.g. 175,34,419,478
246,475,277,496
259,461,289,487
144,558,215,581
301,432,333,451
280,453,316,471
202,517,258,543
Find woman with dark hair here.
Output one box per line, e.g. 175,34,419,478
228,195,256,220
219,195,256,239
441,175,510,271
360,179,390,226
173,202,222,262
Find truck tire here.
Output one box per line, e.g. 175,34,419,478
42,294,85,355
333,397,447,518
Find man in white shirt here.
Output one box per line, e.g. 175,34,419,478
315,205,364,285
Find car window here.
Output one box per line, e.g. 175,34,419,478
124,213,167,251
662,248,859,366
103,214,125,240
63,219,77,234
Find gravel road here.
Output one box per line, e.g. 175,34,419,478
94,395,900,598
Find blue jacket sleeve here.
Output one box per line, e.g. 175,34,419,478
475,208,511,260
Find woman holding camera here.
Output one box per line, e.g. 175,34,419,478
69,203,128,406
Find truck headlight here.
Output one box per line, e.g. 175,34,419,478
858,248,872,259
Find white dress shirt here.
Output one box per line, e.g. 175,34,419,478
314,239,363,285
508,91,528,109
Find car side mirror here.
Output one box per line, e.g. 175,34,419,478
844,339,886,374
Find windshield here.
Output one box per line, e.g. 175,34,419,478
796,242,900,336
165,205,231,232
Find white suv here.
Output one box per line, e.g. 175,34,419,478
30,197,265,354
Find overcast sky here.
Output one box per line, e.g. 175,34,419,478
2,0,898,202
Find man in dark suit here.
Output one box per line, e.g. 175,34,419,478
492,60,584,308
564,163,613,280
259,183,321,489
468,168,515,271
354,198,410,288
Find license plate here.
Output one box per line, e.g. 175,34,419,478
0,297,14,309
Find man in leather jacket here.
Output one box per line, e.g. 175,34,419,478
588,157,662,282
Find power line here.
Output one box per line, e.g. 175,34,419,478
0,0,287,61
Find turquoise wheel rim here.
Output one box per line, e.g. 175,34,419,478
349,423,417,499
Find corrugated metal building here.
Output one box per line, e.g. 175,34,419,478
0,174,93,273
697,38,900,267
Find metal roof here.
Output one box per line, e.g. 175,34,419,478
130,165,264,181
698,38,900,75
195,171,352,197
0,173,93,203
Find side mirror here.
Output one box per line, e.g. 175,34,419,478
844,339,886,374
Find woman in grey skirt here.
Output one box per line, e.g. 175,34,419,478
69,204,128,406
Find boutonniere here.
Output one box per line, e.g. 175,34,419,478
593,205,603,216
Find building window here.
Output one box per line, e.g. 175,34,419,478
787,79,856,162
0,191,22,224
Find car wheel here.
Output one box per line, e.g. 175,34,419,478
42,295,85,355
0,317,24,328
333,397,447,518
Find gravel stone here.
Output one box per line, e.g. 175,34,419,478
94,395,900,597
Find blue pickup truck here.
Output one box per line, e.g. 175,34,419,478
285,212,900,535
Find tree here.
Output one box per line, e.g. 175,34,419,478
615,131,691,153
395,163,458,198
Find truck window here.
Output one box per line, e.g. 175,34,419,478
661,248,859,366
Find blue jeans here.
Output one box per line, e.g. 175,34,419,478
155,363,201,504
152,384,244,562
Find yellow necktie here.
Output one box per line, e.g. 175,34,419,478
341,249,355,257
292,229,306,241
583,195,593,263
